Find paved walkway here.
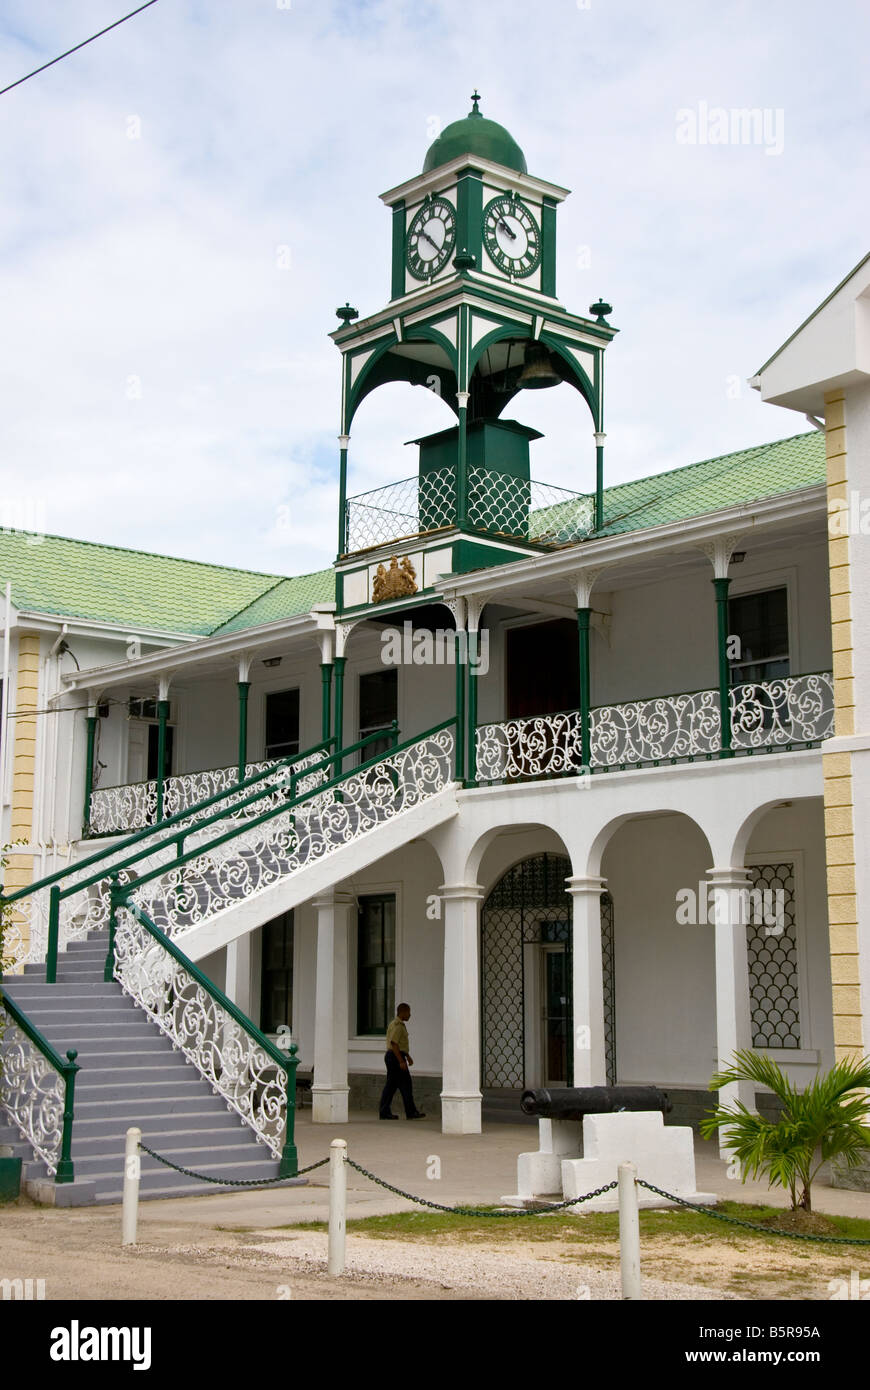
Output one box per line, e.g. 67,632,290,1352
128,1109,870,1228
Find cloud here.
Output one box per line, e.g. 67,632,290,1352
0,0,867,573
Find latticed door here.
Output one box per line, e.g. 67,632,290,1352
480,853,616,1089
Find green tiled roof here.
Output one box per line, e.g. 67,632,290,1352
0,531,289,636
596,430,825,537
0,432,824,637
212,571,335,634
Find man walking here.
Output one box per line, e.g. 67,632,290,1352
379,1002,426,1120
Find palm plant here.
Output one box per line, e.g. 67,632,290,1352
700,1050,870,1212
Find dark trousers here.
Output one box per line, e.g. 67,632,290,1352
379,1051,416,1117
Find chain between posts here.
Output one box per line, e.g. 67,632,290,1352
133,1144,870,1242
137,1141,328,1186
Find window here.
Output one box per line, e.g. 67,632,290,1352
265,688,300,759
728,588,789,686
146,723,174,781
260,911,294,1034
356,894,395,1036
358,669,397,761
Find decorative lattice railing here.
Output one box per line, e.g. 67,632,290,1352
475,673,835,781
111,903,298,1172
729,672,835,750
343,466,592,554
128,722,457,939
0,990,78,1181
1,744,334,973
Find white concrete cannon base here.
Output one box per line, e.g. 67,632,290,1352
503,1111,718,1213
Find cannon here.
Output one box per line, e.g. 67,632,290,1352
520,1085,672,1122
505,1084,715,1211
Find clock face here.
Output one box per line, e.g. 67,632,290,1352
406,198,457,280
482,194,542,278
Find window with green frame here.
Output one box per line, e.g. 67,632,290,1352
356,894,395,1036
260,910,294,1035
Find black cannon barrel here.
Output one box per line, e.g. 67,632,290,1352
520,1085,672,1121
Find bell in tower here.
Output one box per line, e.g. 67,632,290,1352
329,94,617,614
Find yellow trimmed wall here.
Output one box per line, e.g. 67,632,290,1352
3,635,39,954
821,389,864,1063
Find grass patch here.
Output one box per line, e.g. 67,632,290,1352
273,1201,870,1247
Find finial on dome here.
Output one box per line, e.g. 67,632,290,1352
470,90,482,116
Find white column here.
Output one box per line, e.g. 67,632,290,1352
566,876,608,1087
224,933,253,1016
440,884,483,1134
311,891,353,1124
708,867,755,1155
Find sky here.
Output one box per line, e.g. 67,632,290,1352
0,0,868,577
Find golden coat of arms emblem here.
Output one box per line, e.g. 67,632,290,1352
372,556,418,603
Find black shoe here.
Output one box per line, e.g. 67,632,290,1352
406,1111,426,1120
379,1113,398,1120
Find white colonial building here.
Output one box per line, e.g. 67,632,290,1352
1,100,867,1199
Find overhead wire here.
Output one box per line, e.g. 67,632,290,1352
0,0,160,99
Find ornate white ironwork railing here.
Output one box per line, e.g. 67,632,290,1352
476,711,585,781
729,672,834,749
89,757,292,835
113,906,293,1162
130,726,456,939
590,688,722,766
474,673,834,782
3,749,333,971
0,995,77,1179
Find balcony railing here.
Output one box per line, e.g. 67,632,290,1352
344,464,594,555
475,672,835,781
88,751,330,837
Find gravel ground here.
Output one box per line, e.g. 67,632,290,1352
244,1229,732,1300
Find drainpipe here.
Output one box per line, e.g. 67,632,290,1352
594,431,606,532
0,582,12,821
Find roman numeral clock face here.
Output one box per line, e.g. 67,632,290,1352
483,195,541,278
406,198,456,280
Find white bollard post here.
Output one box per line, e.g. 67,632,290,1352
122,1127,142,1247
328,1138,347,1276
618,1161,642,1300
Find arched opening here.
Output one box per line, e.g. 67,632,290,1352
479,850,616,1092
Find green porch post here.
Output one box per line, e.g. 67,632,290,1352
714,577,733,757
456,391,469,530
82,706,97,836
320,663,333,742
237,681,251,781
466,630,478,785
338,436,349,558
155,698,170,821
594,431,606,532
333,656,346,769
454,630,466,782
577,607,592,768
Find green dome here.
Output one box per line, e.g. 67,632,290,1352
423,93,527,175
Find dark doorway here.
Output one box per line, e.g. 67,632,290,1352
506,619,579,719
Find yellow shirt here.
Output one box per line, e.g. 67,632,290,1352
386,1017,409,1052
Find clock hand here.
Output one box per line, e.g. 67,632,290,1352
419,229,440,252
498,218,517,241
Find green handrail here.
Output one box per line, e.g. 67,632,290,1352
3,736,338,908
45,727,396,983
0,988,78,1183
110,717,454,903
115,901,300,1177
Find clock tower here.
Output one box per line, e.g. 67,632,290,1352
330,95,617,616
